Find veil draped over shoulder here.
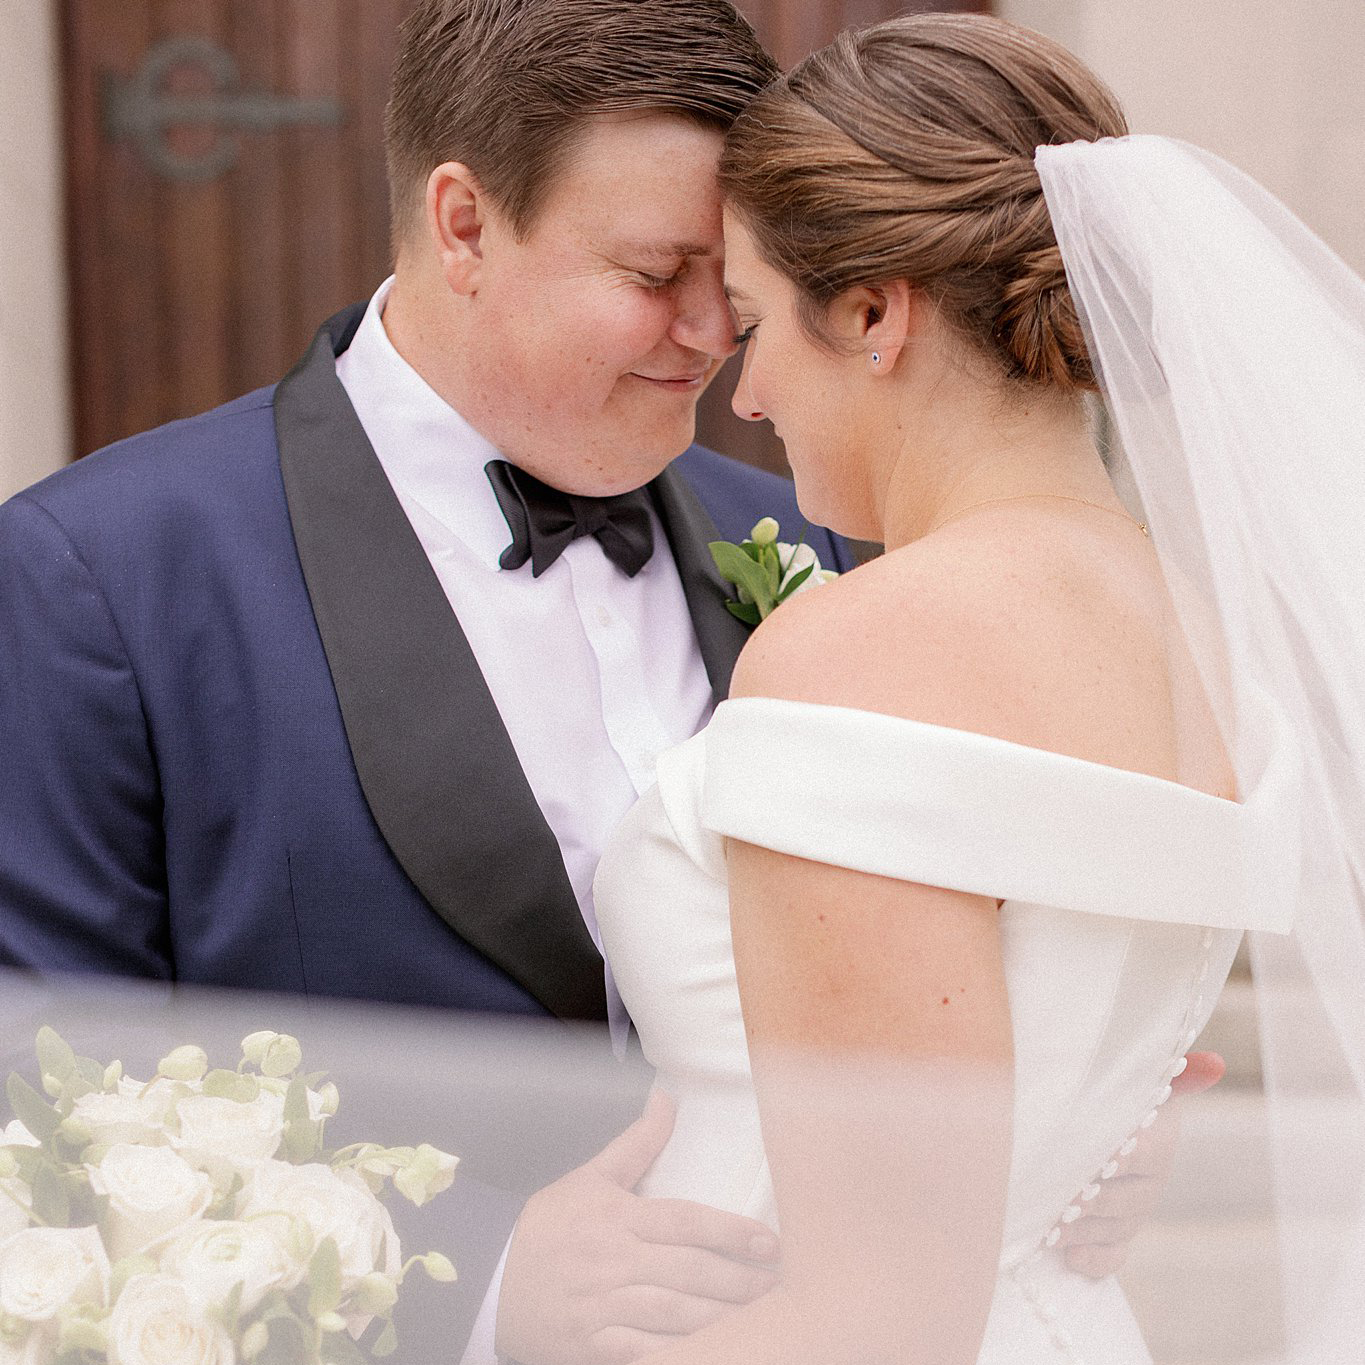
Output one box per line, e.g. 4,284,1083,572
1038,134,1365,1362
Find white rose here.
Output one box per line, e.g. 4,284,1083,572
107,1275,232,1365
239,1162,398,1289
170,1091,285,1182
87,1144,213,1260
776,541,822,595
0,1226,108,1323
160,1218,301,1312
69,1087,170,1148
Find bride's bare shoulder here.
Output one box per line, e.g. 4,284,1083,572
729,529,1150,748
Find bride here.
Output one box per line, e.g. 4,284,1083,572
594,13,1364,1365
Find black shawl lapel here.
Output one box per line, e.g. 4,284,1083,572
650,466,752,705
274,307,608,1023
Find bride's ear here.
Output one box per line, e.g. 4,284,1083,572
831,279,914,372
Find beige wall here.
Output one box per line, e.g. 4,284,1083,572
997,0,1365,275
0,0,71,500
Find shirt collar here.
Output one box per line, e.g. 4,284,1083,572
335,276,510,565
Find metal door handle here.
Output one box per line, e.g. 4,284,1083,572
103,36,343,182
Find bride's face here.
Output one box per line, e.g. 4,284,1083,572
723,212,873,535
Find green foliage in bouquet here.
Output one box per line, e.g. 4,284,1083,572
0,1028,458,1365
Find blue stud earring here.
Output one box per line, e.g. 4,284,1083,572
871,352,881,366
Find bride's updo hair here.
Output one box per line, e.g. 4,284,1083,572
718,15,1126,390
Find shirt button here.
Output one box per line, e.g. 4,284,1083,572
595,606,612,627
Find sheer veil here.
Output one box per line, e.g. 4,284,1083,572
1037,134,1365,1361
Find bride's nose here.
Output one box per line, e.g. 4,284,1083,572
731,349,764,422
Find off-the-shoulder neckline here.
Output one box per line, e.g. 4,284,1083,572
714,696,1241,809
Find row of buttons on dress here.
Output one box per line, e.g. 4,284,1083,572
1010,925,1218,1363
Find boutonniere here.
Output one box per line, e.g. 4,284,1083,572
709,518,840,625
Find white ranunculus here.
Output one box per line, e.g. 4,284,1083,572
170,1091,285,1182
239,1162,398,1289
87,1144,213,1260
69,1085,170,1148
106,1275,232,1365
0,1226,108,1323
160,1218,302,1313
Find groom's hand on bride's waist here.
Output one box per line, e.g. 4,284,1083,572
496,1089,781,1365
1056,1051,1226,1278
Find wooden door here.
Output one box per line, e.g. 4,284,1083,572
62,0,987,463
64,0,412,456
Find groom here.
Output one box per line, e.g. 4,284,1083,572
0,0,835,1358
0,7,813,1020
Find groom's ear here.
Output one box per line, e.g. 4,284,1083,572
427,162,486,295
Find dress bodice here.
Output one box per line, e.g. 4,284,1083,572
593,698,1281,1362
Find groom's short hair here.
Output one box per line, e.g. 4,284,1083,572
384,0,778,248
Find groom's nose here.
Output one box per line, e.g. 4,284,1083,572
670,262,743,361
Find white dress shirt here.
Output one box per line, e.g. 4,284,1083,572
338,281,716,1365
336,278,715,1036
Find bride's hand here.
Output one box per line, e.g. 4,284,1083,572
1058,1051,1225,1277
496,1089,781,1365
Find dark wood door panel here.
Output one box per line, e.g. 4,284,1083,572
64,0,413,456
63,0,987,462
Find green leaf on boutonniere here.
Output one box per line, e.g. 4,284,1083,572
709,541,775,615
782,562,816,596
759,542,782,598
726,600,762,625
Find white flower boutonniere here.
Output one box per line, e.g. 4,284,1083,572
709,517,839,625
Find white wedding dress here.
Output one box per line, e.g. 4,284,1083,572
593,695,1285,1363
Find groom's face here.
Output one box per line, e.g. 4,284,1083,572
465,114,741,495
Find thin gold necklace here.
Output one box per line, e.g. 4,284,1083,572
928,493,1149,537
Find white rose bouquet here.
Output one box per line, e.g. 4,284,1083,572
0,1029,457,1364
709,517,839,625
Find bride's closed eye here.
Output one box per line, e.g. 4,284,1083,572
732,323,758,346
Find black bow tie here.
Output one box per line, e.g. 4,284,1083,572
485,460,655,579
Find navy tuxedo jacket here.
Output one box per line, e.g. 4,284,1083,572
0,304,851,1020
